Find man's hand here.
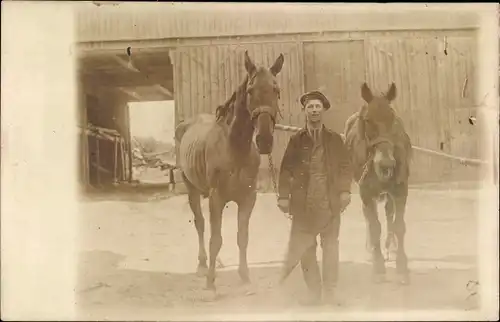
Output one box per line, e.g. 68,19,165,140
339,192,351,212
277,198,290,214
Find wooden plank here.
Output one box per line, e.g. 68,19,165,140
77,28,477,56
302,40,366,133
76,7,479,43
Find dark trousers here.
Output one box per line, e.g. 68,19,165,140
281,213,341,298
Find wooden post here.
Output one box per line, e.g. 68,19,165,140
124,103,133,182
84,128,90,186
121,138,126,181
96,136,101,186
113,137,118,183
79,85,90,187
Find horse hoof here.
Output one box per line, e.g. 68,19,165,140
238,268,250,282
240,282,257,296
372,274,387,284
216,257,225,269
200,288,218,302
397,273,410,285
196,266,208,277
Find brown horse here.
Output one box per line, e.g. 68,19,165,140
344,82,412,285
175,51,284,292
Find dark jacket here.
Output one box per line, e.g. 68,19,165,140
278,126,353,218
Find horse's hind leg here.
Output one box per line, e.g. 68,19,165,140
394,192,410,285
182,172,208,276
236,192,256,284
206,190,225,291
361,194,386,283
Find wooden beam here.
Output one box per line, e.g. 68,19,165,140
81,72,173,89
154,84,173,99
112,55,140,73
117,87,142,101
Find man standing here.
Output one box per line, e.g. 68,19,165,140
277,90,353,305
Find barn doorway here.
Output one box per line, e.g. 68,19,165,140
129,100,176,185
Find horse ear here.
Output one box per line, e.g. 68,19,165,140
270,53,284,76
244,51,256,75
361,82,373,103
386,82,397,101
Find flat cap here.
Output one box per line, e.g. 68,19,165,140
299,90,331,110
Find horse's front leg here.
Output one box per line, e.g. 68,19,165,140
236,191,256,284
362,195,386,283
384,194,397,262
206,190,225,292
394,191,410,285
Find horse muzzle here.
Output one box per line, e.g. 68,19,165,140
375,164,395,182
252,107,275,155
255,131,274,155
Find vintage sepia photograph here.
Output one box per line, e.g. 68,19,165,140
2,2,499,321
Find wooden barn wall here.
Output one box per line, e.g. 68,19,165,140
171,42,304,175
364,35,479,183
303,40,367,134
76,5,478,43
171,31,480,188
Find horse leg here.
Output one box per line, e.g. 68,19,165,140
362,196,386,283
206,190,225,291
182,172,208,276
384,195,396,262
394,192,410,285
236,191,256,284
190,192,208,276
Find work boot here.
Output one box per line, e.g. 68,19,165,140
323,287,336,306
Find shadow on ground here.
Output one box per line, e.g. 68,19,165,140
79,183,183,203
76,250,479,316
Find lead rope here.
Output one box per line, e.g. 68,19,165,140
267,153,292,220
359,152,374,185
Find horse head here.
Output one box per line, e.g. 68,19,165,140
242,50,284,155
358,82,398,183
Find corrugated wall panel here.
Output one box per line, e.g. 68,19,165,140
171,43,303,176
365,35,479,183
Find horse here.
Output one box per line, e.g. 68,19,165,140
343,82,413,285
175,50,285,293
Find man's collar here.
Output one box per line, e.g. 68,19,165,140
298,124,326,140
305,124,325,133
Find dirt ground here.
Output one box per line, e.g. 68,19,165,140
76,184,480,320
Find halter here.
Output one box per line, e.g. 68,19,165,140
250,106,277,125
359,116,396,183
367,136,394,150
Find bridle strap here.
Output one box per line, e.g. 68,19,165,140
367,136,394,148
251,105,276,123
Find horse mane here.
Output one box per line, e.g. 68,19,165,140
215,76,249,125
215,92,236,124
